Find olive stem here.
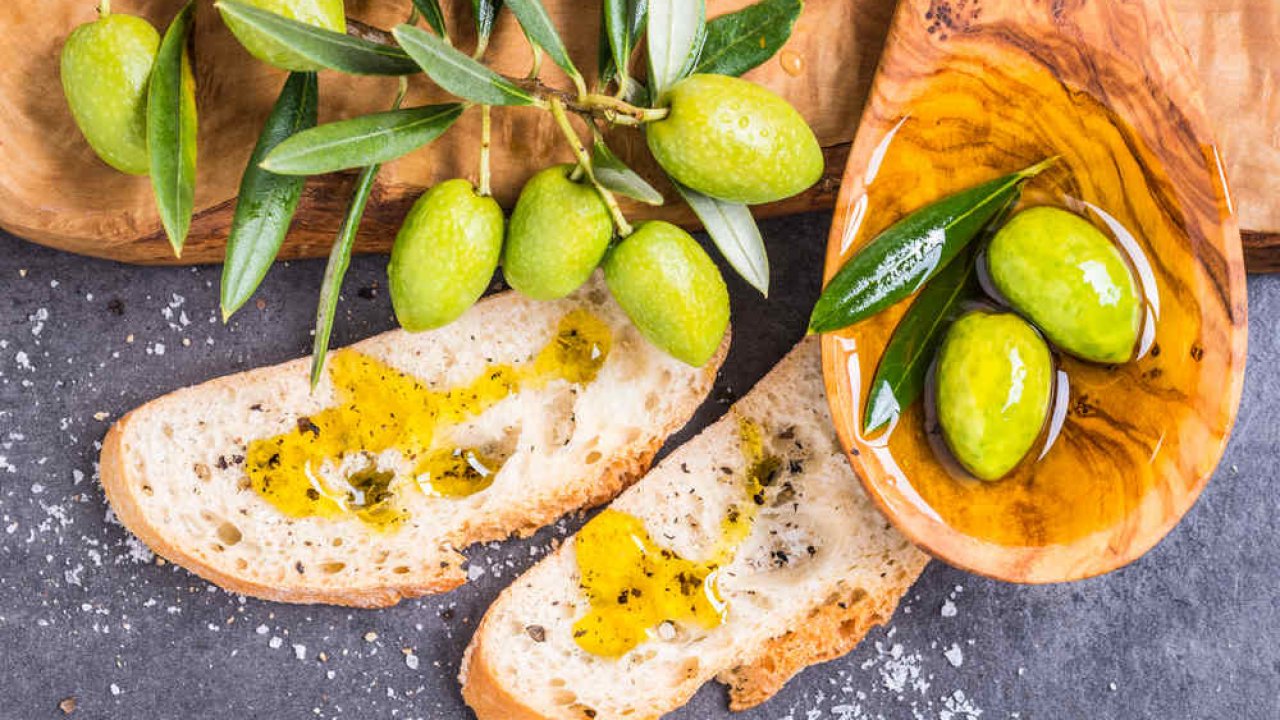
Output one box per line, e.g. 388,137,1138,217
525,37,544,80
472,35,490,60
478,104,492,196
392,76,409,110
582,93,668,124
510,79,662,127
548,97,632,237
98,0,110,16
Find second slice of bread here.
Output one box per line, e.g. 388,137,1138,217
461,338,928,719
100,275,726,608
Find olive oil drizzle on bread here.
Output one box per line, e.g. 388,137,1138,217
247,310,612,529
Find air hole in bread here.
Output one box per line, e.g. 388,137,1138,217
216,522,243,546
624,427,642,444
645,393,660,411
584,451,602,465
320,562,345,574
552,689,577,705
193,463,211,482
235,558,248,571
162,424,174,439
331,538,344,547
549,678,566,688
392,565,411,574
141,484,154,496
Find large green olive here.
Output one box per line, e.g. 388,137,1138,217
987,206,1142,364
61,12,159,175
503,165,614,301
220,0,346,71
934,310,1053,481
646,74,823,205
388,180,504,331
603,221,729,367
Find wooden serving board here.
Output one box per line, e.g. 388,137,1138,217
0,0,1274,266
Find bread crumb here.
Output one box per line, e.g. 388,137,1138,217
364,631,378,643
93,412,109,422
940,599,957,617
58,697,76,714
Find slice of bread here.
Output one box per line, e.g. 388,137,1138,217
99,275,727,608
460,338,929,718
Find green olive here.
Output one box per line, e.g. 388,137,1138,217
61,12,160,175
503,165,614,301
934,310,1053,481
388,179,505,331
603,221,729,367
987,207,1142,363
646,74,823,205
219,0,346,71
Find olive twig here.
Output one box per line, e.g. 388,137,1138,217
98,0,111,16
510,79,663,127
478,104,492,196
548,97,632,237
581,93,667,124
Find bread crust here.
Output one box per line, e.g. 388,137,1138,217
98,328,728,608
460,626,556,720
717,556,930,710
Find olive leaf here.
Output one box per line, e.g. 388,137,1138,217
221,72,319,320
592,139,663,206
602,0,648,88
505,0,580,81
216,1,420,75
675,183,769,296
393,24,540,106
411,0,450,40
647,0,706,101
693,0,802,78
471,0,501,57
148,1,198,257
261,104,465,176
863,247,981,434
311,163,380,388
809,158,1057,333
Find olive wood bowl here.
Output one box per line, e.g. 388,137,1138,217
820,0,1248,583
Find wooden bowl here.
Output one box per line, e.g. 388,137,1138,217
820,0,1248,583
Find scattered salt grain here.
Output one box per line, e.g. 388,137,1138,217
943,644,964,668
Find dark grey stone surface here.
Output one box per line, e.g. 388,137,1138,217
0,216,1276,720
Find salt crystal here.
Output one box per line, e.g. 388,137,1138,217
943,644,964,668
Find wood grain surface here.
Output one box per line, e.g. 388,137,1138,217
0,0,1273,266
819,0,1248,583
